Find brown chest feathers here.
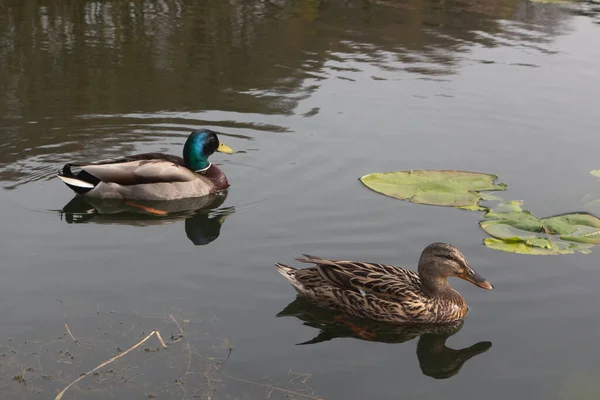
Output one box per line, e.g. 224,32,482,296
199,164,229,191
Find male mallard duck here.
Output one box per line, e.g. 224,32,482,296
57,129,233,201
275,243,493,324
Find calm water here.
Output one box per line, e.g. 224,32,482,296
1,0,600,398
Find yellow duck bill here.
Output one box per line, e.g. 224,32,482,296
217,142,234,154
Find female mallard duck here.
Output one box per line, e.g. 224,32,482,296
275,243,493,324
57,129,233,201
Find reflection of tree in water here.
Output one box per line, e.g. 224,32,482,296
59,192,233,246
572,0,600,24
0,0,581,182
277,296,492,379
0,0,575,118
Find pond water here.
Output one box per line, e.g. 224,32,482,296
1,0,600,398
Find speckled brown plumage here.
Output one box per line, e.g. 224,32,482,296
275,243,493,324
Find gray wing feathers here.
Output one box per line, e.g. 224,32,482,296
82,160,197,185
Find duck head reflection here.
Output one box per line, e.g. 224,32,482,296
277,297,491,379
58,192,233,246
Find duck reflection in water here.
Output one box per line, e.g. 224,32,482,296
277,297,492,379
58,191,233,246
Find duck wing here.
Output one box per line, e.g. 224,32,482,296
60,153,198,186
295,255,422,301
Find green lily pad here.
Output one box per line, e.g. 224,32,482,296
479,192,504,202
480,201,600,254
561,230,600,245
525,237,553,249
359,170,506,211
544,214,600,235
489,200,525,213
483,238,575,255
479,220,540,241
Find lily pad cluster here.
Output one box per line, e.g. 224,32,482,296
480,201,600,255
360,169,600,255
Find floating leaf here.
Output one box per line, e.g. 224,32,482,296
543,214,600,235
483,238,574,255
479,192,504,202
479,220,540,241
488,200,525,213
561,230,600,245
359,170,506,211
590,170,600,178
525,238,553,249
482,202,544,233
480,201,600,255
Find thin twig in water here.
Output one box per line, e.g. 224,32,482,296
154,331,167,348
64,324,79,345
227,375,324,400
169,314,184,335
125,323,136,335
184,342,193,374
224,337,233,360
175,379,187,397
288,370,312,386
54,330,167,400
205,371,215,400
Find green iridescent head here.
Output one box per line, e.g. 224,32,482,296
183,129,233,171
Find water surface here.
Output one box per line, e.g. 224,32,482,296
1,0,600,398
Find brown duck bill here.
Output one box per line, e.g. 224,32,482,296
460,269,494,290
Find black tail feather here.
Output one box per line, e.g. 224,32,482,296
57,163,100,195
77,169,101,186
59,163,74,178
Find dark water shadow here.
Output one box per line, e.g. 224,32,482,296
58,192,233,246
277,297,492,379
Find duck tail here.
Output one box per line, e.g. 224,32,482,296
275,262,305,292
275,262,297,278
57,163,100,195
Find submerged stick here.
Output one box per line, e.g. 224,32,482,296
169,314,184,335
154,330,167,348
227,375,324,400
54,330,167,400
64,324,79,344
